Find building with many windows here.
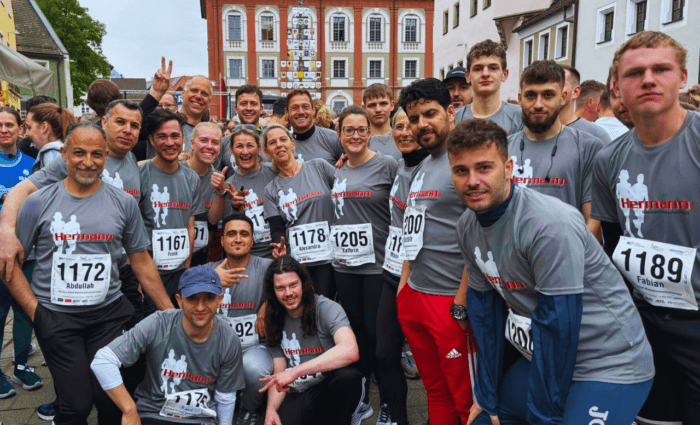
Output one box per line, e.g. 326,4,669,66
575,0,697,85
514,0,575,74
433,0,550,101
200,0,433,118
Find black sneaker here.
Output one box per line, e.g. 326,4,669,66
236,409,260,425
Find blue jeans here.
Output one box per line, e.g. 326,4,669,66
473,357,653,425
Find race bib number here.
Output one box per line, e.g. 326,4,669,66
331,223,375,267
222,314,259,348
247,204,271,243
50,253,111,306
505,310,533,361
402,206,426,260
613,236,698,310
289,221,332,263
159,388,216,419
193,221,209,251
288,368,326,392
152,228,190,270
383,226,405,275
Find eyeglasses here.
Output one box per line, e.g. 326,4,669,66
341,127,370,137
233,124,258,132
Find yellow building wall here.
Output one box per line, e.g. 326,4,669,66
0,0,20,108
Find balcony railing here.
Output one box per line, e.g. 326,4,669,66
330,41,349,50
402,42,420,50
227,40,243,49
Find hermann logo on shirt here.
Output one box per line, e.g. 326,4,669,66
51,212,115,254
150,184,192,229
407,172,442,204
160,349,211,396
474,247,526,293
616,170,695,238
511,156,567,187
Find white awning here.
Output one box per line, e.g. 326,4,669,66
0,42,55,95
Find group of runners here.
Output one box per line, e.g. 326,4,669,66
0,29,697,425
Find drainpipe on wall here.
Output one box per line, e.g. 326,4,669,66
571,0,578,68
64,54,73,109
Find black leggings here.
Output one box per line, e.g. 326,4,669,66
334,271,384,399
306,262,336,300
376,275,408,425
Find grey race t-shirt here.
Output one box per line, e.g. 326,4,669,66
508,126,604,208
386,158,424,277
30,153,142,201
455,102,524,135
139,161,206,273
205,256,272,318
595,117,630,142
293,126,343,164
224,165,278,258
458,186,654,384
592,110,700,307
108,309,245,424
370,133,402,160
263,159,336,265
406,149,467,295
331,153,398,274
568,117,612,145
268,295,350,392
180,161,216,254
17,182,149,313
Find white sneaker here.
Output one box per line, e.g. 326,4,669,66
352,402,374,425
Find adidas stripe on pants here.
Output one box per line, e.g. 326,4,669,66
397,284,477,425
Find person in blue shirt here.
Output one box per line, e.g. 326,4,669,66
0,106,42,398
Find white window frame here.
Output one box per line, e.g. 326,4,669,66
260,14,275,41
625,0,648,37
660,0,687,29
554,23,570,61
522,35,535,68
222,6,247,51
538,30,550,60
325,8,354,53
227,56,246,86
33,59,50,69
596,3,616,47
227,13,244,42
403,57,420,80
443,10,449,34
368,15,383,43
326,90,354,113
399,9,425,53
256,7,280,52
404,16,419,43
453,2,460,28
259,57,276,79
332,57,348,79
331,15,347,42
366,57,385,81
363,9,390,52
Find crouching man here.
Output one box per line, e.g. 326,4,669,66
261,256,365,425
91,266,245,425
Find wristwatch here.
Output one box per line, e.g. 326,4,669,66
450,303,468,321
215,190,227,198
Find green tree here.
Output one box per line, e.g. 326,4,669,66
35,0,111,101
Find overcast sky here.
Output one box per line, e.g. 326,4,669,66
79,0,208,80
